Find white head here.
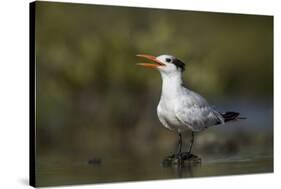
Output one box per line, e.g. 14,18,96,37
136,54,185,75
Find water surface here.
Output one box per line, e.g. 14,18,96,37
36,152,273,186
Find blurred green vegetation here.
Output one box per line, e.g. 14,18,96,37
35,1,273,176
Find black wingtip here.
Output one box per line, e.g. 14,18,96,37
221,112,241,122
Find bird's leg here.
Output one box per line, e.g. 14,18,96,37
177,133,183,155
183,131,201,162
163,133,182,162
177,131,196,161
188,131,195,154
167,133,182,159
162,131,201,165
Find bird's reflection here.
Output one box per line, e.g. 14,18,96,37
177,162,200,177
161,157,201,178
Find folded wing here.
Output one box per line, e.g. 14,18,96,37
175,89,224,131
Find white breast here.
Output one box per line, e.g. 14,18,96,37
157,92,191,132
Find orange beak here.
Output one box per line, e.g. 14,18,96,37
136,54,165,68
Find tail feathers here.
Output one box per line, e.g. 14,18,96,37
221,112,245,122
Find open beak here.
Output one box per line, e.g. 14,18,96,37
136,54,165,68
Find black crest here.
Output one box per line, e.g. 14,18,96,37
172,58,185,72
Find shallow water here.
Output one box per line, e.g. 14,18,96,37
35,99,273,187
36,152,273,187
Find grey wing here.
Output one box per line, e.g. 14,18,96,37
175,90,224,131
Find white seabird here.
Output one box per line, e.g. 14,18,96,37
136,54,242,160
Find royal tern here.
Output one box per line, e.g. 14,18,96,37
136,54,242,161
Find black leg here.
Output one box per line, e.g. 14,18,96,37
188,132,195,154
162,131,201,166
177,133,182,154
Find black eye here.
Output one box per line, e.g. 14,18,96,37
166,58,171,63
